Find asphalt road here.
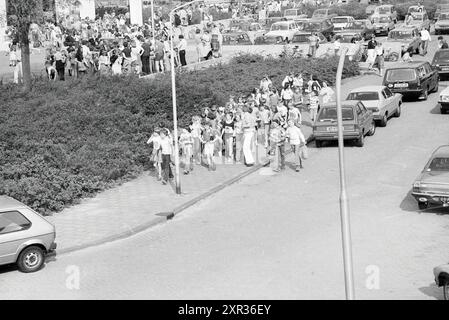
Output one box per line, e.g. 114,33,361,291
2,56,449,299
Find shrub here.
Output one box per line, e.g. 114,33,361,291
0,54,360,214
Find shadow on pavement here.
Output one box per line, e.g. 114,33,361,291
400,189,449,215
418,283,442,300
430,103,444,115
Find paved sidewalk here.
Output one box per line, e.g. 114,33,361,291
48,120,314,254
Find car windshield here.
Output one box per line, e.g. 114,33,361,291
373,16,389,23
377,7,390,14
313,9,327,16
333,17,349,23
318,107,355,121
347,92,379,101
435,51,449,60
408,7,423,14
271,24,289,31
428,157,449,171
411,13,424,21
347,22,363,29
388,30,413,39
285,10,298,16
386,69,416,81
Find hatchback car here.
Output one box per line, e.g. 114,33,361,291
283,8,307,20
346,86,402,127
383,61,439,100
313,100,376,148
264,21,299,42
387,26,421,55
432,49,449,77
412,145,449,210
371,14,395,36
435,12,449,35
435,3,449,20
373,4,398,23
0,196,56,272
301,19,334,41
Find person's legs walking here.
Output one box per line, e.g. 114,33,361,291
235,134,243,163
243,130,255,165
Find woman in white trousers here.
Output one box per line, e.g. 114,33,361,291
242,106,256,166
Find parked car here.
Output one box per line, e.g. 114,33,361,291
311,8,337,20
352,19,376,40
313,100,376,148
412,145,449,210
291,31,327,44
383,61,439,100
334,30,364,43
331,16,355,31
408,12,431,31
283,8,308,20
373,4,398,23
264,20,299,42
435,3,449,20
222,32,254,45
301,19,334,41
438,86,449,114
0,196,57,273
431,49,449,78
346,86,402,127
386,26,421,55
371,14,395,36
226,18,256,33
435,12,449,35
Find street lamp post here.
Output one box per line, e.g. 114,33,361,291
169,0,203,195
335,46,356,300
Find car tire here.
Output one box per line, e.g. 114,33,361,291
444,282,449,300
367,121,376,136
418,201,428,210
394,104,401,117
356,132,364,147
315,140,322,148
17,245,45,273
379,114,388,127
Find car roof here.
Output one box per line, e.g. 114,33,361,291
273,20,296,25
332,16,352,19
0,196,28,212
321,100,360,108
432,145,449,158
386,61,428,70
350,86,384,92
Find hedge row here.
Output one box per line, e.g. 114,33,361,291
0,54,360,214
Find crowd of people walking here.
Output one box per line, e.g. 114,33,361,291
147,72,335,185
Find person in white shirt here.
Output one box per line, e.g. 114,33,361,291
420,28,431,56
177,35,187,66
334,36,341,56
9,44,22,84
286,119,306,172
147,129,163,181
159,129,174,185
319,82,335,104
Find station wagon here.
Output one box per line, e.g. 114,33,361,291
383,61,439,100
313,100,375,148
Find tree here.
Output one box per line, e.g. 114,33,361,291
7,0,45,91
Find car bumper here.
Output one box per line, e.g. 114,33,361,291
388,88,422,95
314,131,361,141
439,102,449,108
47,242,57,255
411,192,449,205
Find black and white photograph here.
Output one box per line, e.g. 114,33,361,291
1,0,449,302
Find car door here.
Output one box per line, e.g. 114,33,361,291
0,210,33,265
355,103,365,132
383,87,398,114
360,102,371,132
425,62,438,90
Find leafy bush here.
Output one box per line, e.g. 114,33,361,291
0,54,359,214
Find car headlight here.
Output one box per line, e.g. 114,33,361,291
388,84,393,88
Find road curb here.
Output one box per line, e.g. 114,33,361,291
56,134,316,256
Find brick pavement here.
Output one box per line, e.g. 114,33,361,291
48,119,313,254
